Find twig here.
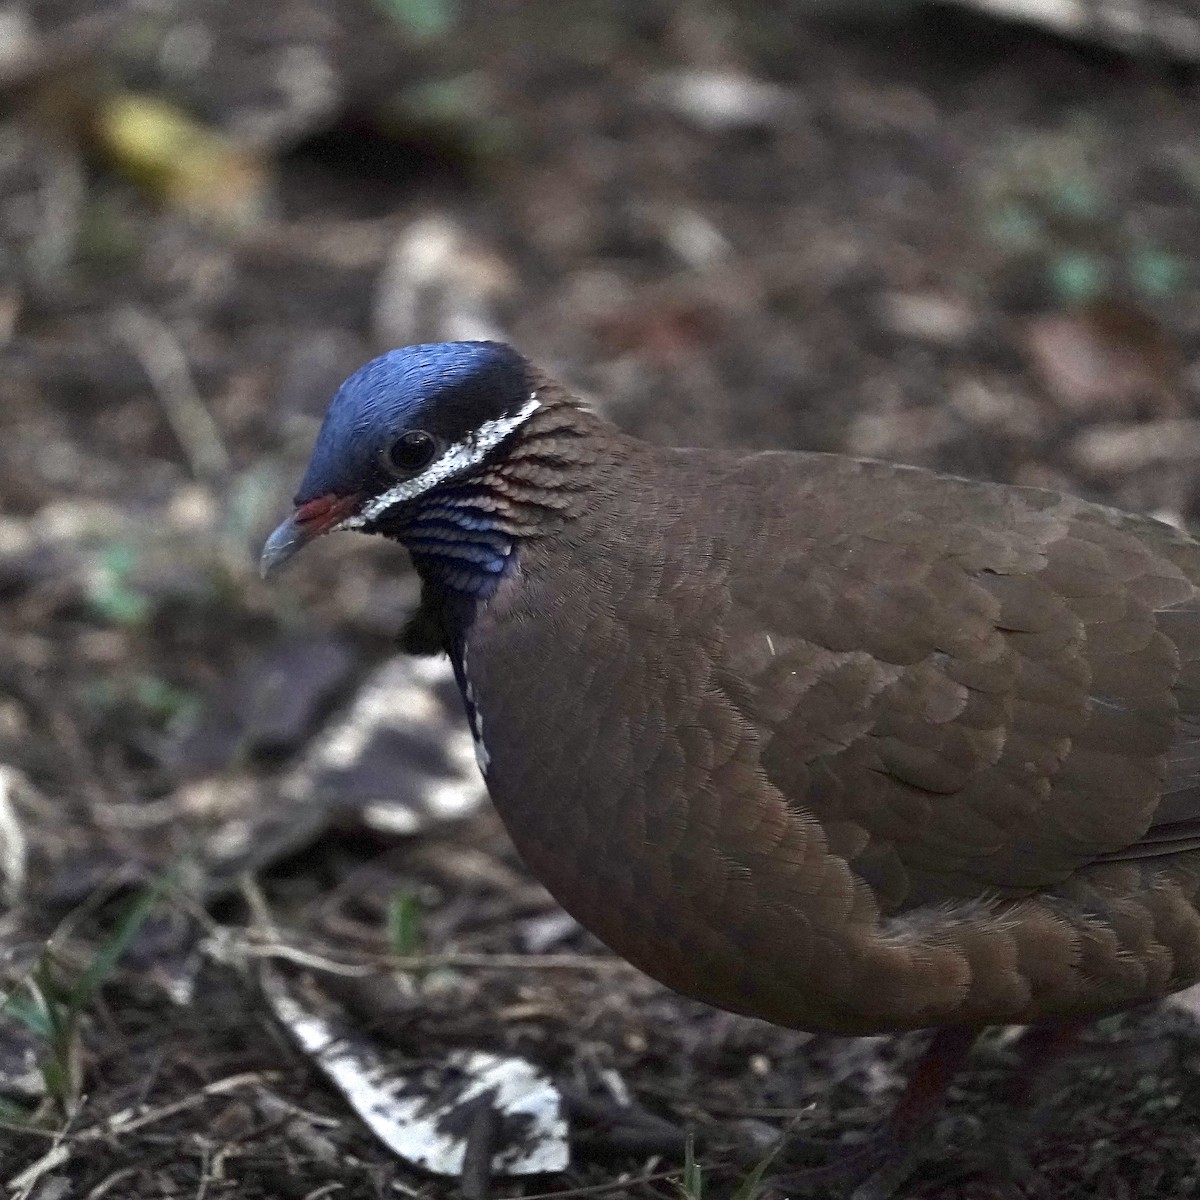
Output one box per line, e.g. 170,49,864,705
238,874,281,942
5,1071,276,1194
225,935,632,975
518,1167,683,1199
8,1133,71,1197
193,1141,213,1200
85,1165,140,1199
0,1120,57,1139
300,1186,344,1200
30,145,86,281
113,306,230,481
109,1072,278,1137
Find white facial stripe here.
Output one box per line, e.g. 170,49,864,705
341,394,541,529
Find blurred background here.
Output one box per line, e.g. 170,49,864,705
4,2,1200,1197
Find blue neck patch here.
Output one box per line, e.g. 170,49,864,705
400,485,516,600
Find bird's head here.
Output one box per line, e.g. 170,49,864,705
260,341,540,576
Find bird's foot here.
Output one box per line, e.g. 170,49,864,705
767,1025,982,1198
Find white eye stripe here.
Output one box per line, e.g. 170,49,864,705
341,394,541,529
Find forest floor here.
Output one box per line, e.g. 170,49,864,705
4,2,1200,1197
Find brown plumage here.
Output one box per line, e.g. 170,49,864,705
460,399,1200,1036
264,341,1200,1181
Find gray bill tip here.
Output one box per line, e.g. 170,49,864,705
259,514,308,579
260,493,362,578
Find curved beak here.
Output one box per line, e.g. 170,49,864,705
259,493,361,578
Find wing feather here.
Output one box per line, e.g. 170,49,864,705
712,451,1200,909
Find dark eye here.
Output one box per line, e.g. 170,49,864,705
383,430,437,475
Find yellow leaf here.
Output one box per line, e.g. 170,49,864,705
94,92,269,229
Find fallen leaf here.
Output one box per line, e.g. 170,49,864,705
262,968,569,1176
1023,302,1180,416
282,655,486,834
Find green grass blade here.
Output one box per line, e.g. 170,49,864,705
386,890,424,957
676,1128,703,1200
70,874,171,1010
730,1138,785,1200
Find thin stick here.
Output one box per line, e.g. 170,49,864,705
518,1167,683,1199
5,1071,275,1194
229,936,632,976
113,306,229,480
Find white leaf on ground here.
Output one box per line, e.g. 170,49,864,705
282,655,486,834
262,968,569,1176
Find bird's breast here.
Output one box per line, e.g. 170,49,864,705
452,553,865,1028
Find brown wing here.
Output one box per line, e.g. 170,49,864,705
1095,725,1200,860
711,450,1200,913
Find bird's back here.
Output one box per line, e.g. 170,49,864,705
459,434,1200,1034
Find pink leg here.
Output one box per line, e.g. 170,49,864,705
769,1025,981,1198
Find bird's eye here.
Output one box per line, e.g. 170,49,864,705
383,430,437,475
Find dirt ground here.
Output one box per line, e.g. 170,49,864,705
4,2,1200,1198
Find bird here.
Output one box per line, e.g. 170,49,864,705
263,340,1200,1193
